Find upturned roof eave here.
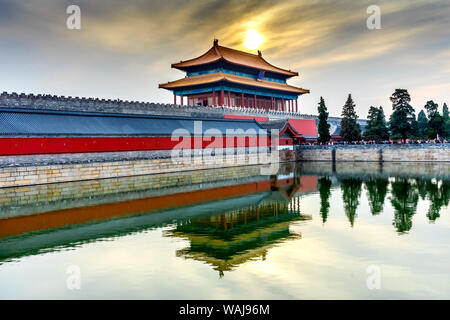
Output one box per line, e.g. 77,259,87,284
171,42,298,77
159,72,309,94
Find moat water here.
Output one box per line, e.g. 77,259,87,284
0,162,449,299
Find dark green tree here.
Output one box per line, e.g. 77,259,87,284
443,103,449,122
424,100,446,139
317,97,331,143
318,176,332,223
389,89,416,141
390,178,419,233
365,178,389,215
340,178,363,227
410,114,420,139
443,103,450,138
417,110,428,139
340,94,361,142
363,106,389,142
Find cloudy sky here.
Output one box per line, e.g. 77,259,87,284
0,0,449,117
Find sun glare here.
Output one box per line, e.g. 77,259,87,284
244,30,264,50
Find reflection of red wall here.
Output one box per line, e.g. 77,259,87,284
224,114,269,122
0,136,270,156
298,176,318,193
0,180,272,238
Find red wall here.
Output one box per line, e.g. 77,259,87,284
0,136,270,156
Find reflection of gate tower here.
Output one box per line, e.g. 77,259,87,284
165,177,314,277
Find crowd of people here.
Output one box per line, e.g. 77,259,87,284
302,138,449,146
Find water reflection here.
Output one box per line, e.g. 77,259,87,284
166,201,310,277
318,177,332,223
365,178,389,216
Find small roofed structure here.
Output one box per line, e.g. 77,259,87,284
259,118,317,147
159,39,309,112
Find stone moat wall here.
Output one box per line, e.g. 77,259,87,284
297,144,450,162
0,165,267,219
0,150,295,188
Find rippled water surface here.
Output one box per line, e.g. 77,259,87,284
0,162,449,299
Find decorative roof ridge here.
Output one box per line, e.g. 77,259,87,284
172,39,298,77
216,43,298,76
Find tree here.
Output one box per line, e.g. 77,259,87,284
443,103,449,122
389,89,416,141
363,106,389,142
317,97,331,143
340,94,361,142
417,110,428,139
424,100,446,139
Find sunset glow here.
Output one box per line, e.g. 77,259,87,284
244,30,264,50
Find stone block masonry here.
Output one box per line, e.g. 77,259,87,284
297,144,450,162
0,165,266,219
0,150,292,188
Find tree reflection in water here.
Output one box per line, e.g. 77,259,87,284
425,180,450,222
390,178,419,233
318,177,332,223
340,178,363,227
365,178,389,215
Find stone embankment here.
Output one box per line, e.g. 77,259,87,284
297,144,450,162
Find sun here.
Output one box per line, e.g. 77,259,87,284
244,30,264,50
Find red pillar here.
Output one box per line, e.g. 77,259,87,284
271,97,274,110
228,91,231,107
220,90,224,106
254,94,257,110
282,98,285,112
296,99,298,113
181,95,184,106
212,91,215,107
174,94,176,105
241,93,244,108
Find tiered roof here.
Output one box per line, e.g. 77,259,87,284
159,71,309,94
172,39,298,77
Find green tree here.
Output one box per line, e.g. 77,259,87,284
443,103,449,122
318,176,332,223
365,178,389,215
363,106,389,142
317,97,331,143
340,94,361,142
443,103,450,138
340,178,363,227
424,100,446,139
389,89,416,141
417,110,428,139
